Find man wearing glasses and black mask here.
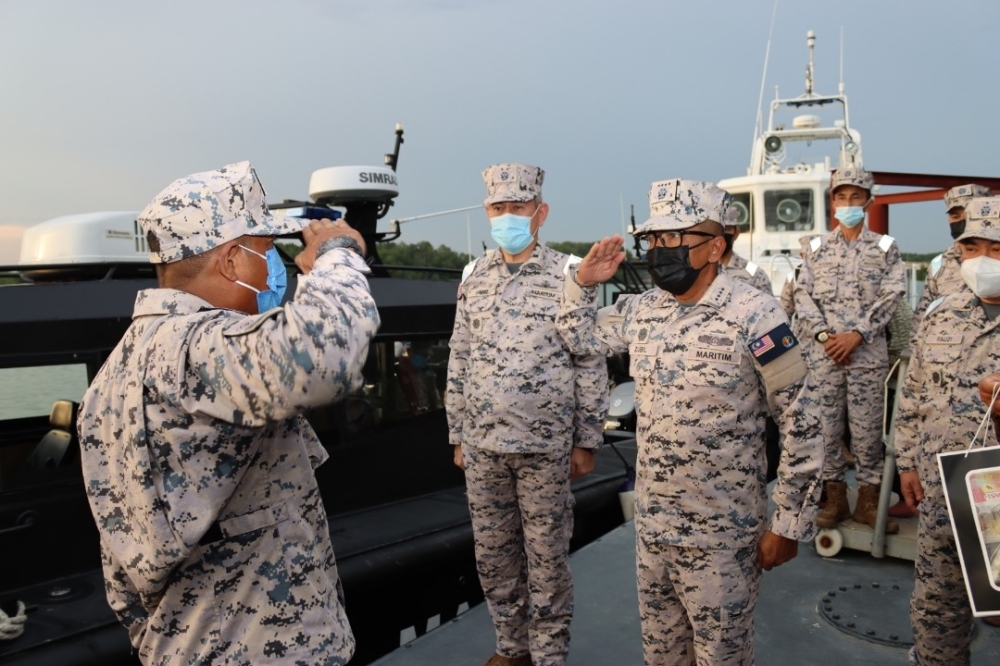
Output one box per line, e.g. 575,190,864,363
556,179,824,665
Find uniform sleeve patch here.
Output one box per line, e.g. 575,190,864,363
749,322,798,365
878,235,895,253
563,254,583,275
746,261,759,276
810,237,822,252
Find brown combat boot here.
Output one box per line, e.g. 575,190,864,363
853,482,899,534
816,480,851,529
483,653,532,666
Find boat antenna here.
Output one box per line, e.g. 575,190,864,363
751,0,779,172
839,27,845,94
385,123,405,172
805,30,815,96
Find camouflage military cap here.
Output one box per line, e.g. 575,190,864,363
830,166,874,193
957,196,1000,243
635,179,731,234
482,163,544,205
139,161,302,264
944,184,993,212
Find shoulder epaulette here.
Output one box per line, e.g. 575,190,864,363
563,254,582,276
877,235,895,253
461,257,480,284
810,237,822,252
925,296,946,317
929,253,944,277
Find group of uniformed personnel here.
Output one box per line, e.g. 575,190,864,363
74,157,1000,666
896,191,1000,665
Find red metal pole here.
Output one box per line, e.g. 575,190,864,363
868,201,889,235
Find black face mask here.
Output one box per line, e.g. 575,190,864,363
949,219,966,240
647,241,711,295
723,232,736,254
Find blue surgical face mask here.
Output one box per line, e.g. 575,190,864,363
236,245,287,312
490,207,539,255
834,206,866,228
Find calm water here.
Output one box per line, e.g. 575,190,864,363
0,364,90,420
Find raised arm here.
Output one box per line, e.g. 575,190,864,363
172,247,380,425
557,236,631,357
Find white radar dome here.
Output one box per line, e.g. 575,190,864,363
19,211,146,265
792,114,821,129
309,166,399,205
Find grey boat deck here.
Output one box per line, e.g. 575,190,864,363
374,520,1000,665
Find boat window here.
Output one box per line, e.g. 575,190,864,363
0,363,88,485
763,189,814,231
0,364,88,421
729,192,753,233
305,337,451,447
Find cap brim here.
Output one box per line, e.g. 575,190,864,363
246,212,308,238
957,229,1000,243
483,193,537,206
634,215,701,234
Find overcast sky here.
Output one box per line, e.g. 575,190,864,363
2,0,999,264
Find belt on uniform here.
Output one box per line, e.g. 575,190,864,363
199,522,224,546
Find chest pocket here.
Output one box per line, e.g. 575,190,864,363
629,341,659,379
684,342,741,389
465,289,496,335
811,258,837,299
520,284,561,317
858,249,886,299
923,333,963,368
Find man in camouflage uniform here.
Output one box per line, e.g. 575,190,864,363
911,184,993,332
720,206,773,294
446,163,608,666
77,162,380,665
558,179,823,665
794,166,906,533
897,198,1000,664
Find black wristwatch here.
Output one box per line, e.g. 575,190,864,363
815,330,830,343
318,236,364,257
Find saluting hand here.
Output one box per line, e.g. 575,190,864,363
576,235,627,287
295,219,367,274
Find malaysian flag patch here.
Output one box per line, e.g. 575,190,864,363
749,322,798,365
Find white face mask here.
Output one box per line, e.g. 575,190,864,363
960,255,1000,299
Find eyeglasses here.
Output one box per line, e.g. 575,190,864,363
637,230,717,252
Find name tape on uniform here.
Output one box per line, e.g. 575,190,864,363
525,287,560,301
749,322,799,366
